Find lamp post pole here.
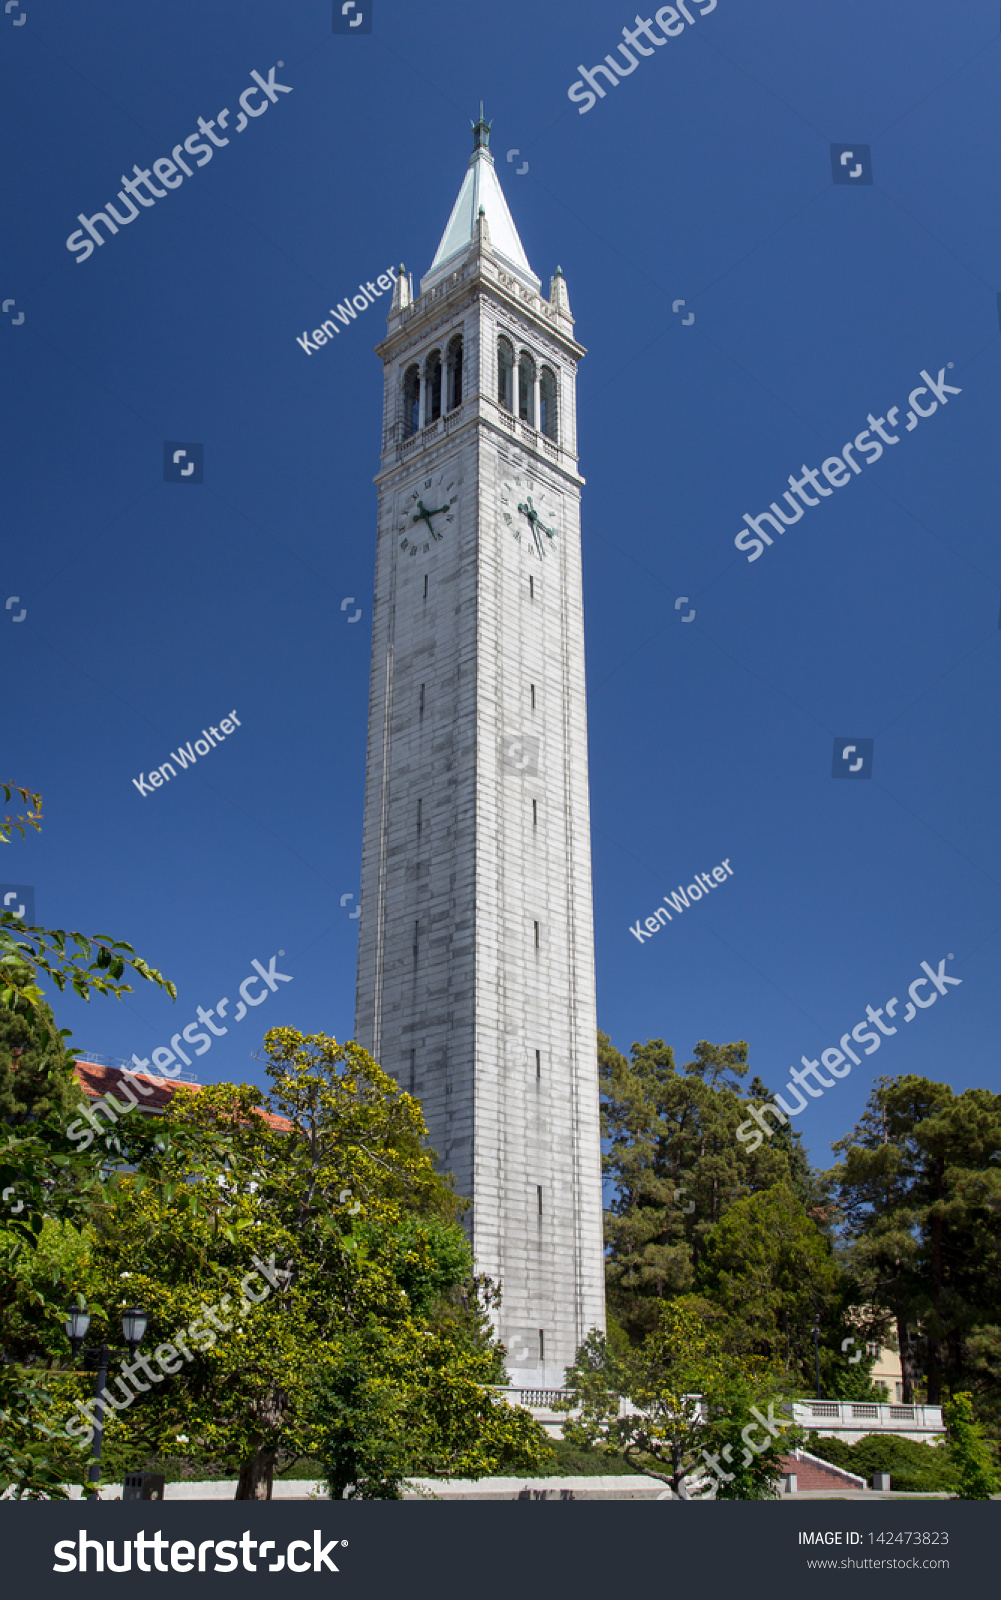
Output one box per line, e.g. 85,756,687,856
811,1325,822,1400
89,1343,112,1484
66,1305,147,1490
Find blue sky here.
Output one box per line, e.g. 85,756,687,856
1,0,998,1173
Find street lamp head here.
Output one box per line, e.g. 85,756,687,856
121,1306,148,1352
64,1304,91,1350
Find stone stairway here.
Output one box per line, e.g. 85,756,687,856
779,1449,867,1492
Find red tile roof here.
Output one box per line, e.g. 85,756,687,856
73,1060,293,1133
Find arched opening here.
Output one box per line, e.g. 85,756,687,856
425,350,442,424
540,367,558,442
446,334,463,412
518,352,536,427
497,336,514,412
403,364,420,438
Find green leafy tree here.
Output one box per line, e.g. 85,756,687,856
557,1298,795,1498
695,1182,842,1389
314,1321,550,1498
832,1076,1001,1404
944,1392,999,1499
87,1029,548,1499
0,785,175,1499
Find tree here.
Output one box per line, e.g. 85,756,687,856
0,783,176,1498
0,975,86,1125
313,1319,550,1498
600,1034,819,1340
86,1029,549,1498
944,1392,998,1500
1,911,175,1023
695,1183,842,1389
557,1298,795,1498
832,1075,1001,1404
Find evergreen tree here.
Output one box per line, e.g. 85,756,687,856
832,1075,1001,1405
0,973,84,1125
694,1182,842,1388
600,1033,818,1340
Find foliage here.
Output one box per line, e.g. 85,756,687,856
831,1075,1001,1406
87,1030,548,1498
1,910,176,1021
599,1034,822,1341
805,1430,958,1494
0,784,174,1023
313,1323,550,1498
0,981,85,1125
694,1183,843,1390
944,1392,998,1499
0,782,43,845
0,1364,91,1499
557,1298,795,1498
539,1437,636,1476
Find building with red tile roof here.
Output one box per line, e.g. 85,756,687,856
72,1056,293,1134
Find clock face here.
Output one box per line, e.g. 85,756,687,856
501,475,558,559
397,471,458,557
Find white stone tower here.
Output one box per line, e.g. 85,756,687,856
355,111,604,1385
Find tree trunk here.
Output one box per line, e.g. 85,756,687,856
235,1448,277,1500
924,1335,941,1405
895,1308,916,1403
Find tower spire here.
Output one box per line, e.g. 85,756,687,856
471,101,492,151
424,112,535,288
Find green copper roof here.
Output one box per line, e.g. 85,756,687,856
427,114,532,279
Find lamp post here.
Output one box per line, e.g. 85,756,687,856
66,1304,148,1485
811,1324,821,1400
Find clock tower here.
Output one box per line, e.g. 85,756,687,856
355,111,605,1385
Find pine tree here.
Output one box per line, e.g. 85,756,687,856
600,1033,817,1340
0,973,83,1125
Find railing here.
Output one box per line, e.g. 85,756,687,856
398,266,469,326
497,1387,707,1423
397,409,468,458
792,1401,943,1432
501,1387,567,1409
74,1052,200,1086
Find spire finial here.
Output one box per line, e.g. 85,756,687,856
471,102,492,151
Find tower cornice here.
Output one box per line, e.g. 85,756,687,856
375,253,585,366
